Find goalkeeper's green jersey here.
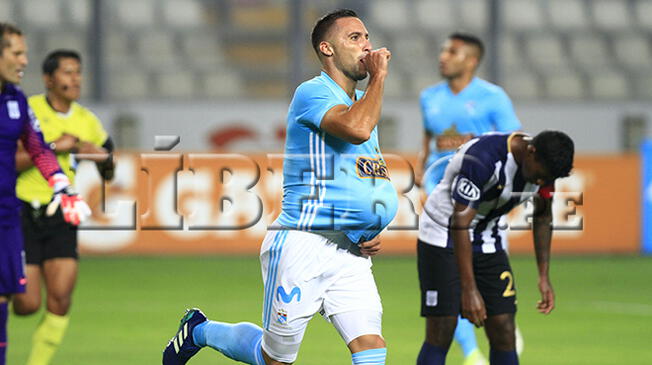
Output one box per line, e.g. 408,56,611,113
16,94,108,204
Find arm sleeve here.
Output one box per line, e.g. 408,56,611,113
491,89,522,132
20,106,63,179
450,148,493,208
293,82,343,129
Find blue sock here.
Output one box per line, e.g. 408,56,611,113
0,302,7,365
454,317,478,357
417,342,447,365
489,349,518,365
193,321,264,365
352,348,387,365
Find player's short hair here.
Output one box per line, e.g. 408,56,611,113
0,22,23,52
448,32,484,63
311,8,359,56
532,130,574,179
42,49,82,75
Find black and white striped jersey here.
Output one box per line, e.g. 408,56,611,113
418,132,553,254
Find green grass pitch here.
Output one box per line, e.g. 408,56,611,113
8,255,652,364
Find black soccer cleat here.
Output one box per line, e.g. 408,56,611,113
162,308,207,365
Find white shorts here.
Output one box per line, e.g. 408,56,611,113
260,229,383,362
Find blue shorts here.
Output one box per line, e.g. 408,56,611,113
0,225,26,295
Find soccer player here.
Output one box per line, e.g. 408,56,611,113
163,9,397,365
415,33,522,365
416,131,574,365
415,33,521,193
12,49,114,365
0,23,90,365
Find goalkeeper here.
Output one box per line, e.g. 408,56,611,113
0,23,90,365
12,49,110,365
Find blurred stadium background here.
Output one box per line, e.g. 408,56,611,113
4,0,652,364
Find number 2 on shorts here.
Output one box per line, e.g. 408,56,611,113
500,271,516,297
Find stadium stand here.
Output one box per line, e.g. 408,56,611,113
66,0,91,27
458,0,488,32
7,0,651,100
548,0,589,30
592,0,631,31
503,0,545,31
22,0,62,28
113,0,156,28
162,0,204,27
415,0,456,31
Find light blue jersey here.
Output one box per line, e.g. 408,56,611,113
420,77,521,194
276,72,398,244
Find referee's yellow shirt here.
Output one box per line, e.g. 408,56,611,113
16,94,108,205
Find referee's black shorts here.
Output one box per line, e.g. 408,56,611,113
417,239,517,317
21,201,78,265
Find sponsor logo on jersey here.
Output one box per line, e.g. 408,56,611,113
277,286,301,303
7,101,20,119
356,157,390,180
436,126,473,151
456,177,480,201
435,134,473,151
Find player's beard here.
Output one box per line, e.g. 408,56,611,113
440,66,462,81
344,64,368,82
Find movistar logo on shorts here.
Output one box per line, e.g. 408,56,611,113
456,177,480,201
277,286,301,303
356,157,390,180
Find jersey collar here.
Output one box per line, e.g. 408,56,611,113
447,76,479,97
320,71,357,105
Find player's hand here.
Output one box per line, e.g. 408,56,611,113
47,173,92,226
362,48,391,79
51,134,79,153
537,277,555,314
461,287,487,327
359,236,382,257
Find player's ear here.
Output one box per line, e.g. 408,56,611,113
42,74,53,90
319,41,334,57
527,144,536,155
464,51,478,71
469,56,479,71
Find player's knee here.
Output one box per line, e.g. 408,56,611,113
485,315,516,351
262,350,293,365
13,295,41,316
13,305,39,316
425,316,457,348
348,334,386,352
46,294,72,315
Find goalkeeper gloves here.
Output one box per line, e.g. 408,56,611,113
47,173,92,226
